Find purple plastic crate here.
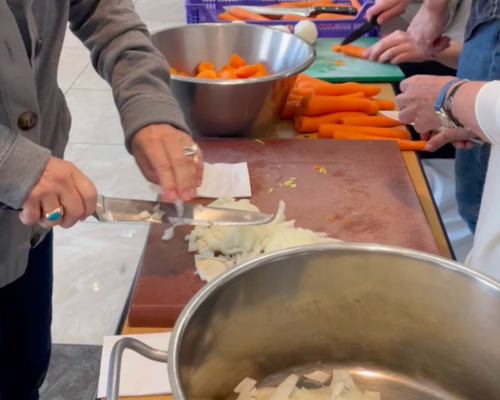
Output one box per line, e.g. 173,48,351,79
185,0,378,38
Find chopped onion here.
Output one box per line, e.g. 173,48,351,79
304,371,331,385
235,378,257,393
152,210,166,220
153,203,161,212
330,382,344,400
194,257,228,282
139,210,151,219
161,227,174,241
270,374,299,400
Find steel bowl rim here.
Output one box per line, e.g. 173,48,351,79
167,242,500,400
152,23,316,86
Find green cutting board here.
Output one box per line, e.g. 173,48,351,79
305,37,405,83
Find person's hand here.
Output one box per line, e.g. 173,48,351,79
421,128,476,152
396,75,457,133
131,124,203,202
364,30,426,64
366,0,412,24
20,157,97,229
407,4,450,58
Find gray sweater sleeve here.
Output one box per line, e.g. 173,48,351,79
0,125,51,208
68,0,190,152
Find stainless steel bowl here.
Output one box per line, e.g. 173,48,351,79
108,244,500,400
151,24,315,138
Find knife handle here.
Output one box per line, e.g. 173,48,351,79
312,6,358,15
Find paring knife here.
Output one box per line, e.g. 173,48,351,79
341,14,380,46
223,5,358,17
0,195,275,227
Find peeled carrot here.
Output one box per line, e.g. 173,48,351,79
169,67,178,74
339,116,401,127
281,101,300,119
332,44,342,52
218,12,242,21
315,83,380,97
236,65,259,78
196,70,217,79
315,13,354,19
372,98,396,110
282,14,311,20
288,93,303,101
228,7,270,20
350,0,362,9
229,53,246,69
340,44,368,59
293,87,314,96
317,123,410,139
220,69,237,79
198,61,214,74
340,92,364,98
298,81,315,89
367,100,379,115
296,74,331,86
300,95,373,116
326,130,427,151
295,112,367,133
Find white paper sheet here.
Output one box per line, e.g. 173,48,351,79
97,333,171,398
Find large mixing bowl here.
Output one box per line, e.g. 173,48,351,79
107,244,500,400
151,24,315,138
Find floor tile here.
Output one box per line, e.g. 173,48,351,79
58,48,90,94
52,222,149,344
62,26,86,50
66,89,123,145
64,143,158,200
72,64,111,91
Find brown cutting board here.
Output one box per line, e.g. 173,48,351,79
128,139,439,327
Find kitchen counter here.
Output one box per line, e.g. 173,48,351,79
100,83,453,400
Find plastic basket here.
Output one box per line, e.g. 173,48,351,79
185,0,378,38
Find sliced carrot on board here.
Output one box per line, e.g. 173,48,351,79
300,95,373,116
198,61,215,74
218,12,242,21
317,124,410,139
229,53,246,69
236,64,260,78
334,59,345,66
339,115,401,127
332,44,342,52
324,130,427,151
294,112,367,133
227,7,270,20
196,70,218,79
340,44,368,59
281,101,300,119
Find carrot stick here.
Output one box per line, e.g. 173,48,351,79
328,131,427,151
296,74,330,86
332,44,342,52
340,92,365,98
340,44,368,59
281,101,300,119
350,0,362,9
315,13,354,19
282,14,311,20
235,64,259,78
314,83,380,97
298,81,315,89
300,96,373,116
372,99,396,110
228,7,270,20
293,87,314,97
229,53,246,69
288,93,303,101
339,116,401,127
218,13,242,21
367,100,379,115
295,112,367,133
317,124,410,139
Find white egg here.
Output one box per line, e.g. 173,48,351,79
294,20,318,44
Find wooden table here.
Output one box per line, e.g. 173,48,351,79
102,83,452,400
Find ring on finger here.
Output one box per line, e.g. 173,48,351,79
183,144,200,164
45,206,65,222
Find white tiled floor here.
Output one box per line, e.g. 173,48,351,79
53,0,184,344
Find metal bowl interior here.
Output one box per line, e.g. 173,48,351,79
169,244,500,400
152,24,315,138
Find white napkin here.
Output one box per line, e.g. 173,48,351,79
150,162,252,198
97,333,171,398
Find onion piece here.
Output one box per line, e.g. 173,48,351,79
235,378,258,393
152,210,166,220
270,374,299,400
162,227,175,241
139,210,151,219
304,371,331,385
363,391,381,400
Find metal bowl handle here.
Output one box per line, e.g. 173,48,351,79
107,337,169,400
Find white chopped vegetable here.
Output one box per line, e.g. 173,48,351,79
304,371,331,385
330,382,344,400
294,20,318,44
270,374,299,400
139,210,151,219
195,257,228,282
153,203,161,212
363,392,380,400
235,378,257,393
270,25,291,33
237,388,257,400
331,370,350,387
161,227,174,242
152,210,166,220
256,388,277,400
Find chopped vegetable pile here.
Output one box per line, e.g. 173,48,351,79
169,54,267,80
186,197,340,282
234,370,381,400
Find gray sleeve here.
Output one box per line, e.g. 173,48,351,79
0,126,51,208
68,0,190,152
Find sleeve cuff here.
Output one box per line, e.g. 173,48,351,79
119,97,191,152
0,134,51,208
475,81,500,146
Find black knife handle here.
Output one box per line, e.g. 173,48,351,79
312,6,358,15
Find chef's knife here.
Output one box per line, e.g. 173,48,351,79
0,195,275,227
223,5,358,17
340,14,380,46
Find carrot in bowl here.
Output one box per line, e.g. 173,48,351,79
196,70,218,79
229,53,246,69
198,61,215,74
236,64,260,79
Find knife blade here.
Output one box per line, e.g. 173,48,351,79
0,195,275,227
223,5,357,17
340,14,380,46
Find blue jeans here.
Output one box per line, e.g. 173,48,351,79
455,20,500,233
0,231,53,399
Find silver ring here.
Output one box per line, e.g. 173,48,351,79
45,206,64,222
183,144,200,164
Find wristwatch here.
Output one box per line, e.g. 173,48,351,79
434,79,467,129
